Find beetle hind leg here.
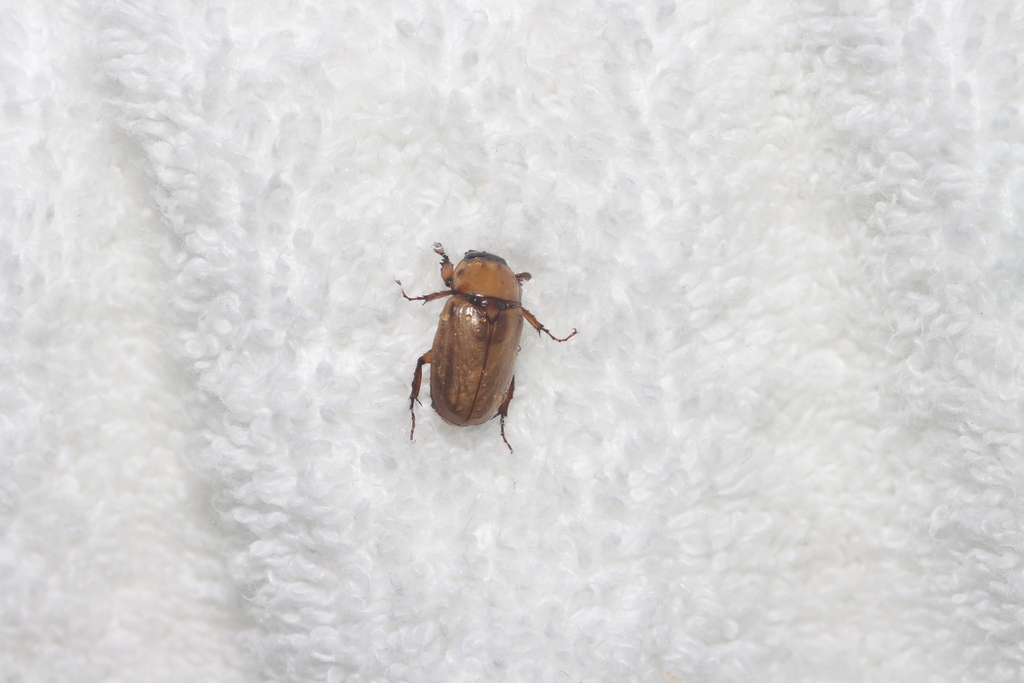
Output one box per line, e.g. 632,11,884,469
497,377,515,454
409,351,432,441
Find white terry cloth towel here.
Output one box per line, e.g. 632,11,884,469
3,1,1024,681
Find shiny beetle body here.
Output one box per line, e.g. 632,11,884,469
398,243,576,451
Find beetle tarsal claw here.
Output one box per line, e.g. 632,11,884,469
396,281,415,301
555,328,579,342
499,415,514,454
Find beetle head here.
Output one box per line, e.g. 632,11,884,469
463,250,508,267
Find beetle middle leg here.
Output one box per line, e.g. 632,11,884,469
409,350,432,441
521,307,578,342
497,376,515,454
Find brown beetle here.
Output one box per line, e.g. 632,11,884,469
397,243,577,452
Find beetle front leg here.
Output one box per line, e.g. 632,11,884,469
433,243,455,287
409,350,432,441
520,307,578,342
497,377,515,454
396,282,453,305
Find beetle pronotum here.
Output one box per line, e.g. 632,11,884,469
397,243,577,452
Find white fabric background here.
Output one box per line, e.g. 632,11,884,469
3,1,1023,681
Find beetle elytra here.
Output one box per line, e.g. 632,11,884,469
397,243,577,452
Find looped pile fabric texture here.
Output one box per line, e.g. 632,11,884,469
3,2,1023,681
